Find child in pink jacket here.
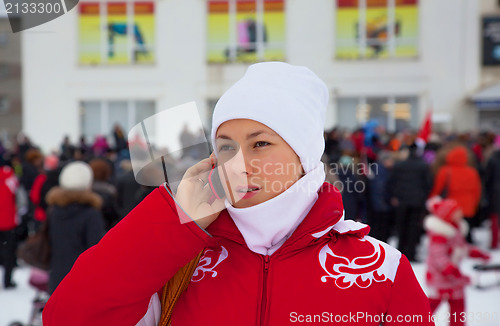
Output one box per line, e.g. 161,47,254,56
424,197,490,326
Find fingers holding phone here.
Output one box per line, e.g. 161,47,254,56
175,155,226,229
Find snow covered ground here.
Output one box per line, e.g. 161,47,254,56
1,226,499,326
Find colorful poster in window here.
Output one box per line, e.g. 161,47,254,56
78,2,155,65
207,0,285,63
335,0,418,60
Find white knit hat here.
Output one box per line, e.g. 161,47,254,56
59,161,93,191
211,62,328,173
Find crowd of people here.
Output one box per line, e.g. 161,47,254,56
0,119,499,314
0,126,149,292
323,126,500,257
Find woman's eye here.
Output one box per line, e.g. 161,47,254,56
255,141,270,148
218,144,235,152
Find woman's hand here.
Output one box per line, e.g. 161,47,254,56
175,154,226,229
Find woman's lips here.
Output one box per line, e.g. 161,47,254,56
235,185,261,199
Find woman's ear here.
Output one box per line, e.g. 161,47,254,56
209,152,217,168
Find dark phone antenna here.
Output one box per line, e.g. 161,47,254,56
140,121,169,184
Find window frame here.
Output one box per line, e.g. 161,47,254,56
207,0,285,63
80,99,156,141
0,96,10,114
78,0,156,66
335,0,419,60
337,95,419,132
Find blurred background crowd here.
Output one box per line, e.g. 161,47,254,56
1,120,500,289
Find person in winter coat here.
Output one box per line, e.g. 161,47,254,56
113,124,128,153
388,143,432,261
89,158,120,231
367,151,394,243
424,197,490,326
45,161,104,294
484,141,500,248
0,161,20,289
43,62,433,326
429,146,482,243
29,154,59,229
336,154,362,221
20,148,43,193
116,159,141,219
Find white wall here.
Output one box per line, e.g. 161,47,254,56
206,0,482,131
23,0,208,153
23,0,483,152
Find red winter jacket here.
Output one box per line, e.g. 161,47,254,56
29,173,47,222
429,147,481,217
43,183,433,326
0,166,19,231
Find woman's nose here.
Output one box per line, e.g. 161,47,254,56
227,149,252,176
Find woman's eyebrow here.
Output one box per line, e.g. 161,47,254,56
216,130,278,140
247,130,278,139
216,135,232,140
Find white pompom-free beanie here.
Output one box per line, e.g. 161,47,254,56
210,62,329,173
59,161,93,191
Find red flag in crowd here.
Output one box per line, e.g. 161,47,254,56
417,109,432,143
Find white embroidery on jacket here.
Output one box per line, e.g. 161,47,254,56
191,246,229,282
318,236,400,289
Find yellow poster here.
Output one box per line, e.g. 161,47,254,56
78,2,155,65
207,0,285,63
336,0,418,60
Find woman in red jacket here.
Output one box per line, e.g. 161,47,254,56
43,62,434,326
429,146,482,242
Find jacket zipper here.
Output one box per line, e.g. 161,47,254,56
259,255,270,326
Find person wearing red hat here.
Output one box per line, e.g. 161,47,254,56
424,196,490,326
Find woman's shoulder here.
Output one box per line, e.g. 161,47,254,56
335,232,402,267
317,230,403,289
322,220,403,280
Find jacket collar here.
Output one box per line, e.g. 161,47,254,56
46,186,103,209
207,182,370,254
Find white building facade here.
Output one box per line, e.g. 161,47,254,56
21,0,484,153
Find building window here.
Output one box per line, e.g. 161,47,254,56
0,33,8,47
80,100,155,141
0,64,9,78
207,0,285,63
335,0,419,60
337,96,418,131
78,1,155,65
0,96,10,114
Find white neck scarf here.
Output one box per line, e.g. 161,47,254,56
226,162,326,256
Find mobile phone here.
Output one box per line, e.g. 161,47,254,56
208,167,225,200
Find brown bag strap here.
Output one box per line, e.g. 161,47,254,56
158,250,204,326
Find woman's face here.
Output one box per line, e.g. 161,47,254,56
215,119,304,208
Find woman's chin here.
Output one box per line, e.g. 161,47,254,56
231,196,261,208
